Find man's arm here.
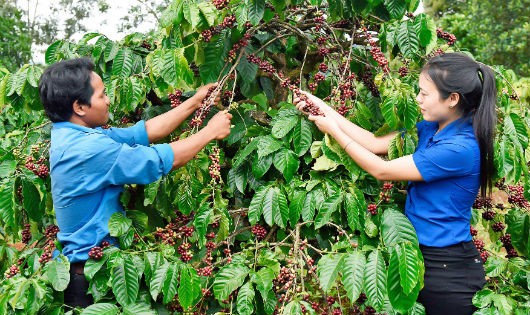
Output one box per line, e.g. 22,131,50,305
145,83,219,143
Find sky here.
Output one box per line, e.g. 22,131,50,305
25,0,157,63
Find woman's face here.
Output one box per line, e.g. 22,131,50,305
416,72,458,126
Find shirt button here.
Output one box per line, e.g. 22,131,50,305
443,264,447,268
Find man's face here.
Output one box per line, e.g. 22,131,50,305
80,72,110,127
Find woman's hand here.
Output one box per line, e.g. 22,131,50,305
191,83,221,109
293,90,334,116
308,114,341,135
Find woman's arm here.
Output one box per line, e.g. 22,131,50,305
309,114,423,181
145,83,220,143
294,92,395,154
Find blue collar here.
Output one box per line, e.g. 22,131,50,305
52,122,104,134
431,117,473,142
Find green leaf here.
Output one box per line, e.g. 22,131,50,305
314,192,343,229
364,250,387,311
492,294,513,315
484,257,508,278
414,13,437,49
381,94,399,129
111,255,140,306
384,0,406,20
509,113,529,149
194,204,213,248
143,179,160,206
122,303,157,315
233,138,260,168
249,186,268,225
472,289,495,308
197,2,217,26
272,110,298,139
397,20,420,58
237,282,255,315
273,148,300,183
394,243,421,294
213,263,250,301
26,66,42,88
258,135,283,158
148,262,169,301
45,40,63,64
0,180,16,229
182,0,201,29
45,254,70,291
344,188,365,231
381,209,419,247
162,264,180,304
22,179,42,221
293,118,313,156
342,251,366,302
236,50,259,83
506,208,530,257
288,190,306,227
80,303,119,315
104,41,120,62
252,153,273,178
252,267,276,294
112,49,134,79
317,254,345,292
228,164,248,193
248,0,265,25
200,32,229,83
283,300,302,315
108,212,133,237
402,96,419,130
179,266,201,310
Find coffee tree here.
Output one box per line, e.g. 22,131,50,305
1,0,529,314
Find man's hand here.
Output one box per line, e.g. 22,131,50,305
191,83,221,109
206,110,233,140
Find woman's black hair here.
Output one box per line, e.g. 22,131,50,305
38,58,95,122
423,52,497,198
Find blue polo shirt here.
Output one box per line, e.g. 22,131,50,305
50,121,174,262
406,117,480,247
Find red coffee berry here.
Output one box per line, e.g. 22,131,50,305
251,224,267,240
88,246,103,260
21,224,31,244
367,203,378,215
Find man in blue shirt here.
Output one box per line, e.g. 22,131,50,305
39,58,232,307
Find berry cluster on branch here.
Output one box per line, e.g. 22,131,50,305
201,15,236,42
436,28,456,46
168,90,182,107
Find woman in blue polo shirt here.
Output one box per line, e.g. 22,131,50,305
294,53,496,314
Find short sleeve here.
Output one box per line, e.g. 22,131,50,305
97,120,149,146
412,142,475,182
80,134,174,189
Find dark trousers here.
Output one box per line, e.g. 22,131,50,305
418,241,486,315
64,262,93,308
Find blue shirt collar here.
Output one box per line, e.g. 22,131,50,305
431,116,473,142
52,121,104,134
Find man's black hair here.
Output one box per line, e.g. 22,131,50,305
38,58,95,122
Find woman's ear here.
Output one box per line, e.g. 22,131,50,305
72,100,86,117
449,92,460,108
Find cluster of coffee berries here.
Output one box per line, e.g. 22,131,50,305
428,48,446,59
168,90,182,107
88,246,103,260
399,66,409,77
21,224,31,244
507,185,529,208
140,40,151,50
482,209,496,221
212,0,229,10
379,182,393,203
318,47,330,57
154,227,178,245
247,55,275,75
201,15,236,42
364,28,389,72
120,116,131,124
197,266,213,276
208,147,221,184
221,90,233,107
470,226,490,262
295,90,324,116
436,28,456,46
190,86,217,128
492,222,505,232
473,196,493,209
45,224,59,238
317,36,328,45
358,70,380,97
274,265,296,292
251,224,267,240
227,32,251,62
189,62,200,77
178,242,193,262
319,63,328,73
166,294,183,313
4,264,20,279
367,203,378,215
25,156,49,179
500,234,518,258
470,225,478,237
